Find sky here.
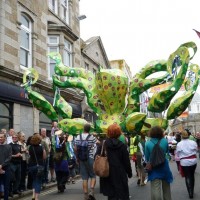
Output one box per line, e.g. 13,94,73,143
79,0,200,76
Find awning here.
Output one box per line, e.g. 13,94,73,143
0,81,82,117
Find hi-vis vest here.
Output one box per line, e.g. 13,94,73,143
129,136,137,156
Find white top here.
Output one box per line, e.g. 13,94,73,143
167,135,175,146
176,139,198,166
6,136,13,144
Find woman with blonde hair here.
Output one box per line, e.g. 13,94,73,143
28,133,46,200
97,123,132,200
176,130,198,199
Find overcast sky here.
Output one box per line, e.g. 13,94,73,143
79,0,200,76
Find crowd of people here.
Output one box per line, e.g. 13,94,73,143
0,123,200,200
0,123,79,200
130,128,200,200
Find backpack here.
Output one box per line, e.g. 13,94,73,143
77,134,91,161
150,139,165,168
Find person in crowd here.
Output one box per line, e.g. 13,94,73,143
66,134,76,184
176,130,198,199
118,132,128,145
1,129,7,135
26,136,33,190
53,131,69,193
174,132,181,172
49,122,58,182
51,121,58,137
6,129,14,144
18,132,28,192
28,133,46,200
129,135,138,176
74,123,97,200
196,134,200,159
97,123,132,200
133,133,146,186
9,133,22,196
166,132,175,161
185,129,197,142
40,128,51,186
145,126,173,200
0,131,12,200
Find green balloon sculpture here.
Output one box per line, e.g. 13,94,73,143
21,41,200,135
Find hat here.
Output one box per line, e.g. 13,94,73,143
181,130,189,139
55,130,63,136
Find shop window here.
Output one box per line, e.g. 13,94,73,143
0,101,13,130
39,112,52,137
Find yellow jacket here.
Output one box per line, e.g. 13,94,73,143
129,136,138,156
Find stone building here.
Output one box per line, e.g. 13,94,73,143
0,0,110,135
109,59,132,81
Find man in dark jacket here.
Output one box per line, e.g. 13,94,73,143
0,131,12,200
9,133,22,196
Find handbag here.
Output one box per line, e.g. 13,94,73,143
32,146,44,177
93,140,109,178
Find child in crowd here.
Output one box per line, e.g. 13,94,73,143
67,157,76,184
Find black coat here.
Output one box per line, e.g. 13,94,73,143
96,138,132,200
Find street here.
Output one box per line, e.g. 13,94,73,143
19,160,200,200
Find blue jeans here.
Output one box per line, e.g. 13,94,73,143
43,156,49,184
29,166,42,193
10,163,21,193
0,167,11,200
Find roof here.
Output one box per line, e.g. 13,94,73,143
81,36,110,68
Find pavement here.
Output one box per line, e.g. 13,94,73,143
10,175,81,200
10,159,200,200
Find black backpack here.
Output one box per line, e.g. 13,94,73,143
77,134,91,161
150,139,165,168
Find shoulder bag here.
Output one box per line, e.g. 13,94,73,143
93,140,109,177
32,146,44,177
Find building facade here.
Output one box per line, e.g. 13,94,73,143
0,0,84,135
0,0,112,136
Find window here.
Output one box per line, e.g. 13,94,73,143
85,62,89,70
0,101,13,130
48,36,59,79
84,112,93,123
48,0,58,14
61,0,69,23
39,112,52,137
63,38,72,67
188,105,191,111
20,14,32,68
93,68,96,75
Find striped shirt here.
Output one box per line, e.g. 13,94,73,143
75,133,97,158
